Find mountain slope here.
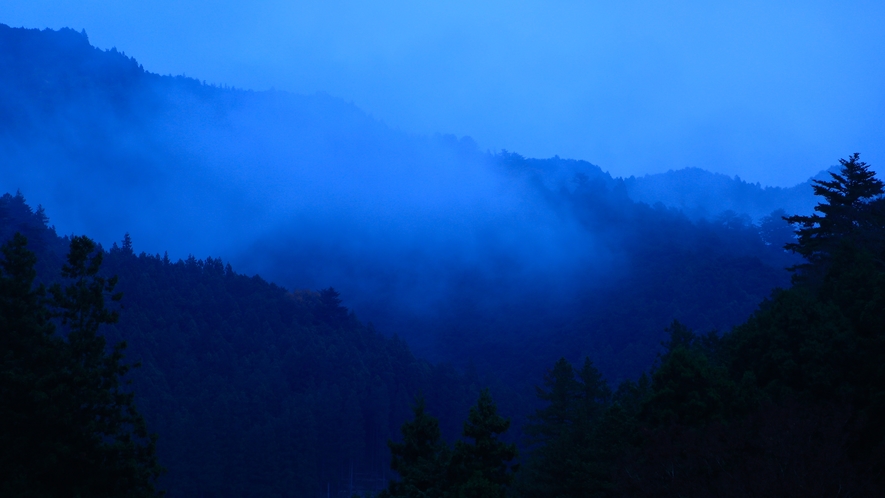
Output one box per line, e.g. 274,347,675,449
0,192,479,497
1,23,811,445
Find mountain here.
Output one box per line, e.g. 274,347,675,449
2,23,855,497
1,22,819,462
0,191,480,497
623,167,820,222
0,21,808,381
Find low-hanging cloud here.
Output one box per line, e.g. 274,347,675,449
0,26,615,349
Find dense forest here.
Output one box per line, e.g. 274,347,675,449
3,22,883,498
4,156,883,496
0,23,807,380
378,154,885,497
0,191,482,496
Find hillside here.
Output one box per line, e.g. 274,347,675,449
0,22,808,411
0,192,478,497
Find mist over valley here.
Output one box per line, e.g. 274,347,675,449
2,21,883,497
0,25,812,367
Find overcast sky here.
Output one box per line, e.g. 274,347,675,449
6,0,885,186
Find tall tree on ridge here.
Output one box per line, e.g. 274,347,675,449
785,153,884,278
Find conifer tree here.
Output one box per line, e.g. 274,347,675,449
576,357,612,420
526,357,579,443
451,388,517,498
785,153,884,275
520,358,613,498
382,396,450,498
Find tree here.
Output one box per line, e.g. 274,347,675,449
316,287,349,325
642,321,734,428
0,234,163,497
520,358,613,498
525,357,580,443
382,396,450,498
383,390,517,498
785,153,884,276
450,389,517,498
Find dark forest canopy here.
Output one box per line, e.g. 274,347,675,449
0,192,481,497
377,154,885,497
0,232,163,497
509,155,885,497
4,22,881,497
2,166,872,496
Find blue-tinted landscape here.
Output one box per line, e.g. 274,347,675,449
2,4,884,496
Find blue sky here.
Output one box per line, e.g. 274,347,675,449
6,0,885,186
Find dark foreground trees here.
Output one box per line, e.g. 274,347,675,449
382,389,517,498
0,234,162,497
517,153,885,497
517,357,614,498
384,397,450,498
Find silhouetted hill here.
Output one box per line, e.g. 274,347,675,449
1,22,807,376
0,192,478,497
0,23,414,260
623,167,820,221
1,24,816,477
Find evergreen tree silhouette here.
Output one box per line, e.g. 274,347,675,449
382,396,450,498
785,153,884,278
450,388,517,498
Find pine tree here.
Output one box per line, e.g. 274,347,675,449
382,396,450,498
451,388,517,498
642,321,734,427
520,358,613,498
785,153,884,276
525,357,579,443
576,357,612,420
0,233,60,494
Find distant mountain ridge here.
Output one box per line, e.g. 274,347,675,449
0,21,808,359
0,23,405,260
623,167,822,221
493,150,824,223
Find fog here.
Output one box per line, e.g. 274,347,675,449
3,13,882,497
5,1,885,187
1,25,624,354
0,23,830,371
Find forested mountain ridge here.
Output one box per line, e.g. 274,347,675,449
0,22,823,228
623,167,820,222
1,23,809,442
0,23,399,260
4,22,880,497
0,191,480,497
381,155,885,498
492,153,821,223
